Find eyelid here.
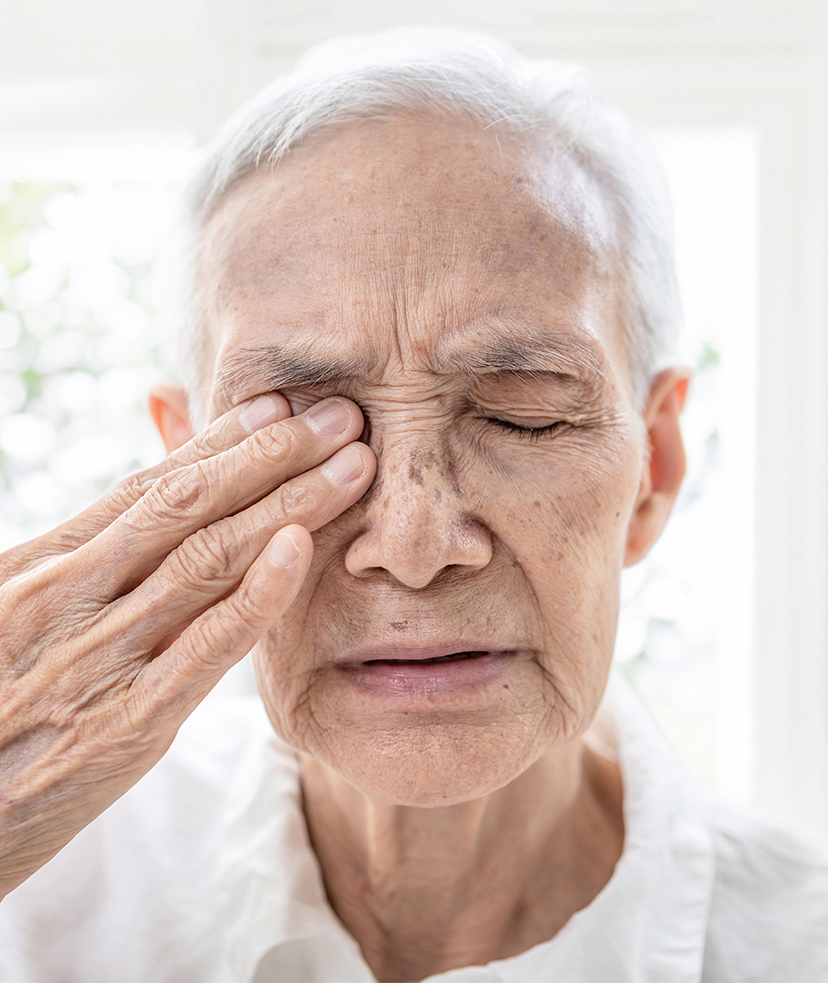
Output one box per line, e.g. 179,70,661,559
485,417,566,443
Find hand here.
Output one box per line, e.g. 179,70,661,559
0,393,375,898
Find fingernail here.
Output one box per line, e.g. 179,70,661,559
305,398,350,436
322,445,364,484
239,395,280,433
268,529,301,568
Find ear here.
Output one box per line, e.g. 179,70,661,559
149,384,195,453
624,368,689,567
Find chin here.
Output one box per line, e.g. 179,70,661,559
298,718,553,808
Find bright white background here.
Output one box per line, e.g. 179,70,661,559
0,0,826,834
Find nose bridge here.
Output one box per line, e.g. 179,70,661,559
374,422,458,505
345,414,492,588
366,420,463,544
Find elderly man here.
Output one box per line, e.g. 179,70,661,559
0,29,826,983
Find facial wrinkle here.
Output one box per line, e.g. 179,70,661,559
209,118,646,829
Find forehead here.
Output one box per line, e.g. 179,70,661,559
198,117,625,401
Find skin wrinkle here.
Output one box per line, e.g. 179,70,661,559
0,728,63,789
1,568,109,679
186,115,677,981
191,114,636,396
211,327,610,416
203,125,624,393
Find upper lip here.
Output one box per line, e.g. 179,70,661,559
335,643,515,665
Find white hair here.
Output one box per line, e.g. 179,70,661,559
176,27,681,419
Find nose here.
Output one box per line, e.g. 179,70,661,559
344,434,493,589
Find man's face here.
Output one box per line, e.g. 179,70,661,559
199,118,648,806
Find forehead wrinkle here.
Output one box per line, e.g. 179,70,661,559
213,321,610,409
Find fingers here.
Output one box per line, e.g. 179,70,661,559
72,393,294,542
79,396,370,599
0,522,314,901
108,440,376,649
0,392,374,685
130,524,314,718
166,393,295,470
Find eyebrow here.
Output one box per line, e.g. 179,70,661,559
214,331,606,398
214,348,371,395
440,333,606,379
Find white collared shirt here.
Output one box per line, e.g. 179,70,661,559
1,674,826,982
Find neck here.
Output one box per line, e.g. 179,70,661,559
300,740,623,982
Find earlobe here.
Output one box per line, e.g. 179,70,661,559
624,369,689,567
149,384,195,453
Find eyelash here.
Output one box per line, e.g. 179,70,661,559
487,418,565,443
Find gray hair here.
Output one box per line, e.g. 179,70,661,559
177,27,680,420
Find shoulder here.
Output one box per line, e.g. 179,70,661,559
702,795,828,982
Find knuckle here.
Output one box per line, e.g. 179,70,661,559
144,468,207,523
186,610,248,669
273,481,311,518
247,424,295,461
109,473,154,512
188,426,221,459
230,579,271,625
188,623,231,670
172,523,239,587
116,470,153,497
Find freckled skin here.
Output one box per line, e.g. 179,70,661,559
200,118,644,808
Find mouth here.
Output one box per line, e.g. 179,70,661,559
335,645,517,700
364,649,491,665
338,644,510,665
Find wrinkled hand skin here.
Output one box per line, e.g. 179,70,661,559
0,393,375,899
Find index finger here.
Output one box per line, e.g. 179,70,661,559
91,392,296,528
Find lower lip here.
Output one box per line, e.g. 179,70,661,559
337,651,514,700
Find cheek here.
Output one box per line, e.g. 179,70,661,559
456,427,642,642
474,435,640,725
459,426,642,561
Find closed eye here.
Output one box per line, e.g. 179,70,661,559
486,418,567,443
